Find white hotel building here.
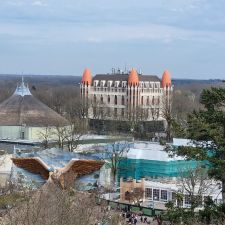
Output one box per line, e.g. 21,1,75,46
80,68,173,130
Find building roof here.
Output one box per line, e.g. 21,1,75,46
0,80,69,127
93,73,160,82
124,142,184,161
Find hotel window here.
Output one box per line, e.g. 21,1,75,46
114,95,117,105
153,189,159,201
100,95,103,104
152,96,155,105
161,190,168,201
94,95,97,104
141,96,144,105
147,96,149,105
145,188,152,198
108,95,110,104
122,96,125,105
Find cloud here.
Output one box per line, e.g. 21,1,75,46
31,1,47,7
1,20,225,46
1,0,225,78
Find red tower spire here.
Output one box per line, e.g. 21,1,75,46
128,68,139,86
161,70,172,88
81,68,92,85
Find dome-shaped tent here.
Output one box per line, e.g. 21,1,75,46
0,79,69,141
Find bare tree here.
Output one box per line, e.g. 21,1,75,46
0,183,126,225
38,127,53,149
107,141,130,185
177,165,215,210
53,125,68,149
130,188,144,205
65,118,88,152
161,93,173,142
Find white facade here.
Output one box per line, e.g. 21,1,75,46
0,125,69,141
143,179,222,208
120,178,222,209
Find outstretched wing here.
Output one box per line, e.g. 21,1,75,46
55,159,104,189
63,159,105,177
11,157,50,180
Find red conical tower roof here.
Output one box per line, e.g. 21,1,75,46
128,68,139,86
161,70,172,88
81,68,92,85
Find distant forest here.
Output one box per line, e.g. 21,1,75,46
0,74,223,137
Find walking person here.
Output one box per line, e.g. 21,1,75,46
144,217,147,223
134,217,137,225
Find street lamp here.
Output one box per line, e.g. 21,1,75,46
150,196,158,217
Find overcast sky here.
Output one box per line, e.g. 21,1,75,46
0,0,225,79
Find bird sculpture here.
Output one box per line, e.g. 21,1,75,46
11,157,104,189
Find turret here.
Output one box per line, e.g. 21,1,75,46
81,68,92,86
128,68,139,86
161,70,172,88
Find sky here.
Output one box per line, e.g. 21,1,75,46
0,0,225,79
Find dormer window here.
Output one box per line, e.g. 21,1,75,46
115,81,120,87
122,81,127,87
107,81,112,87
100,81,105,87
149,83,153,88
145,82,149,88
94,80,99,87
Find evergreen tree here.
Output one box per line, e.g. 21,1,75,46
176,87,225,201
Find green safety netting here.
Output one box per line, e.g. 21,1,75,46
118,158,200,179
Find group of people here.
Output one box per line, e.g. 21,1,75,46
120,206,163,225
121,208,150,224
